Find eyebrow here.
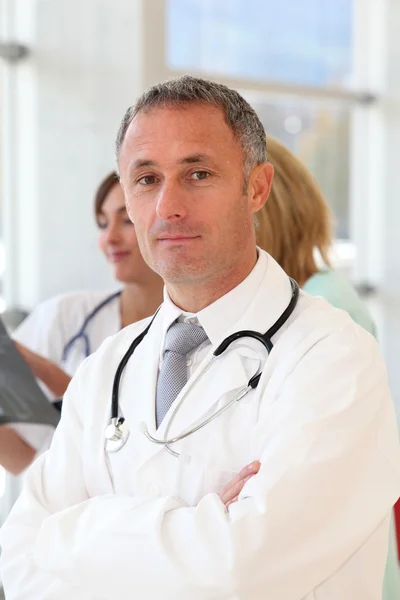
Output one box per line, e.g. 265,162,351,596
130,154,215,170
131,159,157,169
180,154,211,165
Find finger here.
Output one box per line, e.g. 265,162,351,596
225,469,259,508
219,461,261,499
219,462,260,504
225,495,238,509
220,474,254,506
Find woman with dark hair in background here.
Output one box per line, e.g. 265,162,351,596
1,172,163,474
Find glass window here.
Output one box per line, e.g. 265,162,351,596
167,0,353,88
248,97,350,238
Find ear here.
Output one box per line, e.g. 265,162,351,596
248,162,274,213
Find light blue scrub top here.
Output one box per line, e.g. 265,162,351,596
303,269,376,337
304,269,398,600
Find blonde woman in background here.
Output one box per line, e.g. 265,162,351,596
256,135,396,600
257,135,376,335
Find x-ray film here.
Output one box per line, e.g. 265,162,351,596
0,317,60,427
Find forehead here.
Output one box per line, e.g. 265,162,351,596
119,103,243,171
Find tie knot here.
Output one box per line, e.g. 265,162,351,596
164,321,208,356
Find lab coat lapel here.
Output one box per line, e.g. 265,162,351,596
125,254,294,469
156,347,252,443
117,313,163,466
156,255,295,441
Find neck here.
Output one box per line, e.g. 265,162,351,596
166,249,258,313
120,277,164,328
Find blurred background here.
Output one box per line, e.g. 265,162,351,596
0,0,399,520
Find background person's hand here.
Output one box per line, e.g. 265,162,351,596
219,460,261,508
13,340,38,367
14,341,71,397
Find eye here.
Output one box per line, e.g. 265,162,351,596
138,175,158,185
191,171,210,181
97,220,108,230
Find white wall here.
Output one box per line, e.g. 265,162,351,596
1,0,146,309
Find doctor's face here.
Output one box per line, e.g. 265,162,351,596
118,103,272,292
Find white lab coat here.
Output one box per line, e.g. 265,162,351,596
10,289,120,454
1,253,399,600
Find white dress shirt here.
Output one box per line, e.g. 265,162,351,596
160,249,266,378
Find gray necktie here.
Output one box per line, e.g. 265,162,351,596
156,321,208,428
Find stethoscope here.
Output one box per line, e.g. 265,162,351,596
104,278,299,456
53,291,123,414
62,291,122,364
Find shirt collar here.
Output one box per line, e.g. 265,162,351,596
160,249,268,348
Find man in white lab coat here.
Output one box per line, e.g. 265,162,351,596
1,75,399,600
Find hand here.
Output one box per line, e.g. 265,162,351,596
219,461,261,508
13,340,37,367
0,426,36,475
14,341,71,397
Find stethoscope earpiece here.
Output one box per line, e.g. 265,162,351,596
137,421,147,434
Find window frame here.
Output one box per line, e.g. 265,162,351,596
141,0,383,274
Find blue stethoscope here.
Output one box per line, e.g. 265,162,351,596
53,291,122,414
62,291,122,364
104,278,300,456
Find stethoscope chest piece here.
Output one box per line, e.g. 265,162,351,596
104,417,130,453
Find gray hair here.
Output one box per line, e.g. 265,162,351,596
115,75,267,181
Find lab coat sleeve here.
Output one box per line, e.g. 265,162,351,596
0,358,102,600
18,326,400,600
12,295,67,367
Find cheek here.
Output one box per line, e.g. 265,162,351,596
98,232,107,255
129,214,149,246
125,190,144,220
124,227,140,251
126,190,155,225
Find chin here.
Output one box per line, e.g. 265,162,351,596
159,262,210,284
114,267,132,283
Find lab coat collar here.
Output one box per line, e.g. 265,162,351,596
161,248,269,347
129,250,294,469
160,249,293,349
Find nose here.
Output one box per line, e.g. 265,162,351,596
155,180,188,222
104,220,122,245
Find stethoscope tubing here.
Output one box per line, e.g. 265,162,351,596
62,290,122,364
106,278,299,455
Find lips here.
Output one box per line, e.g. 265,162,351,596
108,251,130,263
157,235,200,242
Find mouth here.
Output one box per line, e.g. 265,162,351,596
157,235,200,244
108,251,130,263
